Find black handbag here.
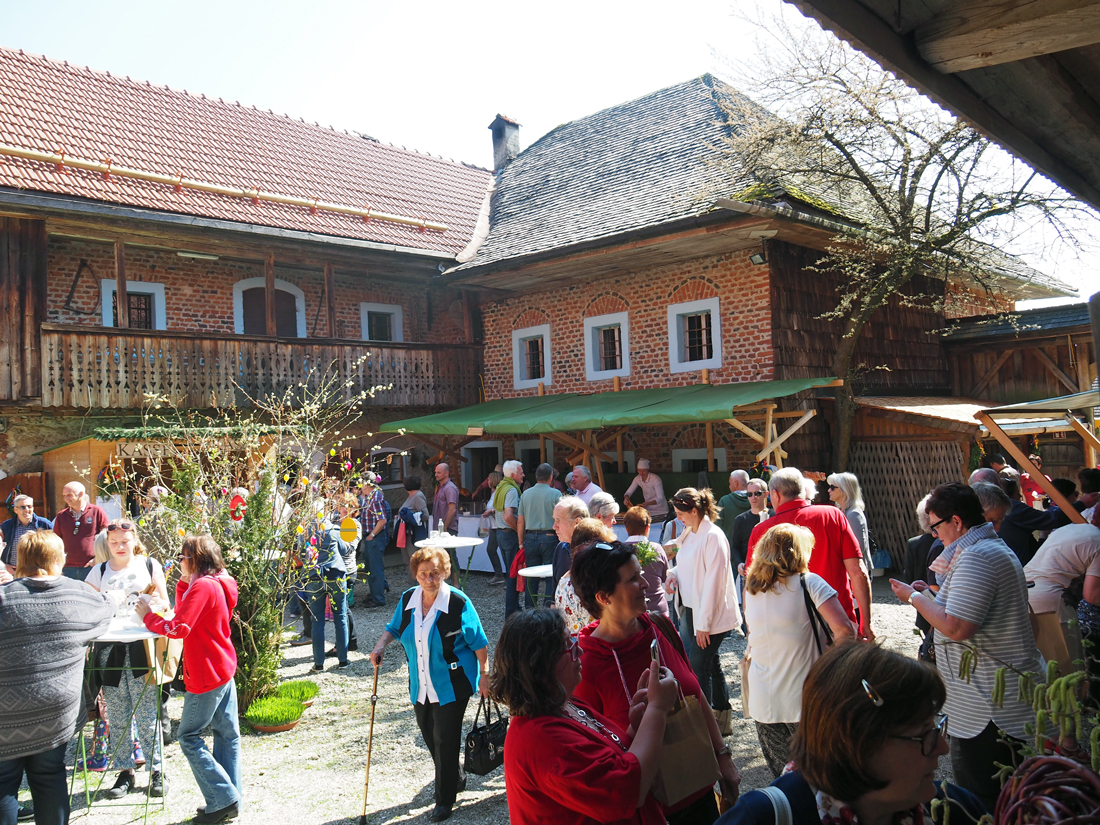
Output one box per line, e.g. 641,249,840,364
800,574,834,655
464,696,508,776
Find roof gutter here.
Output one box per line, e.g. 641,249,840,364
0,188,457,262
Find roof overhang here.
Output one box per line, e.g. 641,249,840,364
853,395,1082,436
786,0,1100,212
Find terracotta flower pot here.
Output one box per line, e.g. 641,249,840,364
250,719,300,733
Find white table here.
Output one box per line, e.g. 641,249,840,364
517,563,553,578
415,527,494,574
98,617,161,643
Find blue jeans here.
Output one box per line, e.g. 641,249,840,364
362,533,388,607
178,679,241,812
498,529,521,618
523,532,557,608
679,605,731,711
307,577,348,667
0,743,68,825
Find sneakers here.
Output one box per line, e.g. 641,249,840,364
17,804,34,822
100,770,135,800
192,801,239,824
309,664,324,673
488,575,506,586
429,804,453,821
337,660,350,669
289,634,312,647
150,771,166,797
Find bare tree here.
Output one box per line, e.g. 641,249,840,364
719,12,1092,469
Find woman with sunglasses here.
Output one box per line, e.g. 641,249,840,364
826,473,873,574
890,482,1040,813
717,642,983,825
84,518,169,800
137,535,242,824
666,488,742,735
492,607,679,825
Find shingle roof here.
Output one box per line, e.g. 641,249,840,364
454,74,762,272
942,302,1092,341
0,47,491,255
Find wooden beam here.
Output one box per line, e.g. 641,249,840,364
323,262,337,338
408,433,470,463
976,412,1086,523
706,422,716,472
764,405,774,464
726,418,766,444
461,290,475,345
770,422,784,469
264,253,276,337
1033,347,1081,394
1074,341,1097,467
1064,414,1100,458
915,0,1100,74
113,241,128,328
549,431,616,465
757,410,816,462
563,427,629,465
970,350,1012,397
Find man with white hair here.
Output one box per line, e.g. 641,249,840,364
717,469,752,552
493,461,525,594
622,458,667,522
746,467,874,641
1,495,53,573
570,465,602,507
53,481,108,579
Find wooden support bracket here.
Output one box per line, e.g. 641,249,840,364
970,351,1012,397
409,433,472,464
756,409,815,462
1033,348,1081,394
1064,413,1100,457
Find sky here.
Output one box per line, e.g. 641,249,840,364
1,0,1095,305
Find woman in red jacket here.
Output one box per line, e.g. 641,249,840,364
137,535,241,825
571,540,741,825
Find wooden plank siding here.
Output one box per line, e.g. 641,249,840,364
40,325,482,410
768,241,951,469
948,339,1096,404
0,216,47,401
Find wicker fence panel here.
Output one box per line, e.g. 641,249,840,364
850,440,965,570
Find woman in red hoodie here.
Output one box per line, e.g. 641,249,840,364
571,540,741,825
137,535,241,825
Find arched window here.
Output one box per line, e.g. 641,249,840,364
232,277,306,337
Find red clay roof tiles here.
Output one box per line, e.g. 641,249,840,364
0,46,491,255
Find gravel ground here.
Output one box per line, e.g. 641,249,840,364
51,569,929,825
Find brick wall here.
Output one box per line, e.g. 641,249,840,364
46,236,457,342
480,248,773,399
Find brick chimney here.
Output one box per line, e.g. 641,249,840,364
489,114,520,172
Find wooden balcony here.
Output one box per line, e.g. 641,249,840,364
40,324,482,410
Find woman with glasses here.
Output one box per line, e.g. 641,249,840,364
370,546,490,822
742,524,853,777
665,488,742,735
717,642,982,825
136,535,241,824
890,482,1040,813
826,473,873,573
84,518,169,800
491,607,679,825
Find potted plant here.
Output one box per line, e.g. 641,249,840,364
277,679,319,708
244,696,304,733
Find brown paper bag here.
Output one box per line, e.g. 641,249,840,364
739,648,752,719
144,635,183,686
652,694,722,807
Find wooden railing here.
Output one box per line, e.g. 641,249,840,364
40,325,482,410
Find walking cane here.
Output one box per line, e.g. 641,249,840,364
359,663,381,825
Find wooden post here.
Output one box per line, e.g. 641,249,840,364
613,376,624,472
706,422,715,473
461,290,475,345
589,430,606,489
764,404,774,466
977,413,1085,523
537,382,545,396
324,262,337,339
264,253,276,337
700,368,710,384
1074,341,1097,468
539,379,547,462
113,241,128,328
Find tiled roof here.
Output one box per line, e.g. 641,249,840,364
0,47,491,255
942,302,1091,341
454,74,762,272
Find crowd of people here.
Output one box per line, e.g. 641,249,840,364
2,451,1099,825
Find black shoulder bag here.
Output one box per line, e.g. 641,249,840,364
464,695,508,776
800,573,834,655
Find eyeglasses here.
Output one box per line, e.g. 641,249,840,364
827,485,838,491
928,518,947,536
890,714,949,757
106,522,135,533
672,497,693,510
746,491,766,498
565,634,581,662
14,504,33,510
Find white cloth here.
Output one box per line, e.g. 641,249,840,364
1025,523,1100,620
744,572,836,722
575,483,603,507
85,555,157,619
667,518,741,634
407,582,452,704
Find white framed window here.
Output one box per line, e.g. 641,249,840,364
360,303,404,342
369,447,407,488
583,311,630,381
232,277,307,337
671,448,728,472
101,280,167,330
511,324,552,390
667,297,722,374
460,440,504,490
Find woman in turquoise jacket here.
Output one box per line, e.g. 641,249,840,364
371,545,490,823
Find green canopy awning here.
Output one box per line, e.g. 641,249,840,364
380,376,837,435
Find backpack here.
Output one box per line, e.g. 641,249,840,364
380,494,392,539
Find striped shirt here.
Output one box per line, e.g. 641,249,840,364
935,523,1042,740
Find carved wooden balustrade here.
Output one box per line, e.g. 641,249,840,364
40,325,482,410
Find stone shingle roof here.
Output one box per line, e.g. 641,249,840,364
454,74,763,272
0,47,491,255
942,302,1092,341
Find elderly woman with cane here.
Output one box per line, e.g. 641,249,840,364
370,546,490,822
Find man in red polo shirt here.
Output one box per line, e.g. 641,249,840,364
53,481,109,579
746,467,874,640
